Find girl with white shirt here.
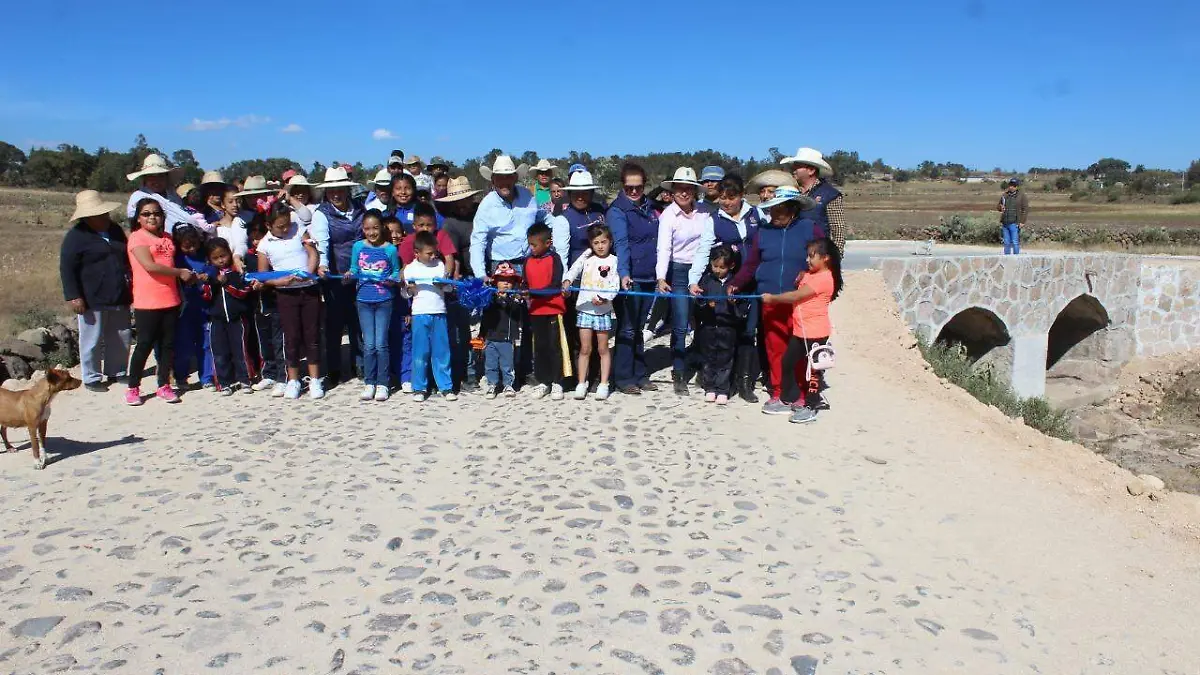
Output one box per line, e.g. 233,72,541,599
654,167,713,395
255,201,323,401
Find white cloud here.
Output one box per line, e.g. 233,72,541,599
186,114,272,132
280,123,304,134
372,128,397,141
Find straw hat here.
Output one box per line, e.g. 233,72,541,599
747,169,798,193
403,155,423,167
562,171,599,191
70,190,121,222
661,167,702,190
126,154,183,182
200,170,225,186
235,175,275,197
780,147,834,177
175,183,196,200
435,176,482,202
372,168,392,186
530,159,557,173
428,156,450,171
479,156,529,182
286,174,314,193
317,166,359,189
758,185,816,210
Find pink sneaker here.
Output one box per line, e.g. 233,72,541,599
704,392,717,403
124,387,143,406
155,385,180,403
716,394,729,406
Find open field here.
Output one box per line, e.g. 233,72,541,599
4,183,1200,336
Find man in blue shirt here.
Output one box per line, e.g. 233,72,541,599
470,156,551,281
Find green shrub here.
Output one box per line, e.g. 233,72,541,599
1105,186,1123,202
1170,189,1200,205
11,306,57,333
918,339,1074,441
1069,190,1091,202
1054,176,1073,191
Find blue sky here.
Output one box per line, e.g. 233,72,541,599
3,0,1197,172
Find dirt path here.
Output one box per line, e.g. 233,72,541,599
0,271,1198,674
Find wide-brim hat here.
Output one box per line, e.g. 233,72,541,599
175,183,197,200
127,153,184,182
747,169,799,194
70,190,121,222
480,155,529,182
200,170,226,186
403,155,422,166
530,159,557,173
428,156,450,171
317,166,359,190
661,166,702,190
562,170,599,191
286,174,315,194
235,175,275,197
372,168,392,186
435,176,482,202
759,186,817,210
780,147,834,177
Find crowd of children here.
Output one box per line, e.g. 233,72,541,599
103,156,842,426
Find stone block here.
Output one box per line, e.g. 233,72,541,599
0,338,44,361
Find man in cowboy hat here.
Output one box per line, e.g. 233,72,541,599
529,159,558,208
470,155,549,282
125,154,209,234
404,155,434,193
781,147,847,254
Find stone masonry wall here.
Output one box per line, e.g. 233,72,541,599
1135,262,1200,358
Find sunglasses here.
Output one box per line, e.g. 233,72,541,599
139,211,165,218
623,184,645,192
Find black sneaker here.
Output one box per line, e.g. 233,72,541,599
638,380,659,392
84,382,108,393
618,385,642,396
484,384,499,400
672,372,688,396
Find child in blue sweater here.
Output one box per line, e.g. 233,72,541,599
171,225,214,390
346,209,401,401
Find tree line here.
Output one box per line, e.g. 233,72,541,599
1,136,1195,195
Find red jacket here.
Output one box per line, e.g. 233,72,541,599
524,251,565,316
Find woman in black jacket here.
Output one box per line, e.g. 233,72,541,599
59,190,133,392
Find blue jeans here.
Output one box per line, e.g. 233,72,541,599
356,300,392,386
322,280,362,378
485,340,515,388
668,262,696,374
173,305,212,386
1002,224,1020,255
411,313,453,394
614,280,656,387
389,296,413,385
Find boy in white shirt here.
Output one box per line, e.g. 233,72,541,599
402,231,455,402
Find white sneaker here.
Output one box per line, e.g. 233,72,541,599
529,383,548,399
309,377,325,400
443,391,458,401
550,384,565,401
253,378,276,392
360,385,376,401
272,382,287,398
374,385,389,402
401,382,413,394
240,383,254,395
219,387,234,397
413,392,427,402
283,380,302,399
484,384,499,400
573,383,588,400
595,383,610,401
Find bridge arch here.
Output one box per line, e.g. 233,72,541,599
935,306,1011,362
1046,294,1110,370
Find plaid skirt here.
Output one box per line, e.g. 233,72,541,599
576,311,613,331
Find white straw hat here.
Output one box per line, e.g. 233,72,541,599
234,175,275,197
200,170,226,186
70,190,121,222
780,147,834,177
479,155,529,182
530,159,557,173
660,166,702,190
562,170,599,191
317,166,359,189
126,154,183,182
372,168,392,186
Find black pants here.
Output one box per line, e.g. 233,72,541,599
254,310,284,383
530,314,564,386
128,307,178,389
699,325,737,396
322,280,361,379
210,318,252,389
277,286,322,369
780,336,828,406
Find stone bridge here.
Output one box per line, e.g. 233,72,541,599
880,254,1200,399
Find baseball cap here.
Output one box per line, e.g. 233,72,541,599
388,151,405,166
1008,178,1020,186
568,163,586,175
701,166,725,182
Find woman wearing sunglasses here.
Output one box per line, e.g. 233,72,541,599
124,198,197,406
608,162,662,395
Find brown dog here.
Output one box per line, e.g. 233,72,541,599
0,368,82,470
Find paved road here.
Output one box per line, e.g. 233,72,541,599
843,240,998,271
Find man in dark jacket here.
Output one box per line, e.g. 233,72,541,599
59,191,133,392
997,178,1030,255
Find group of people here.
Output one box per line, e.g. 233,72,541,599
58,147,846,424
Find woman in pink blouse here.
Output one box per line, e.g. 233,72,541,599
655,167,713,395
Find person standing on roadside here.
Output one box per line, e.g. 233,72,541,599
997,178,1029,255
